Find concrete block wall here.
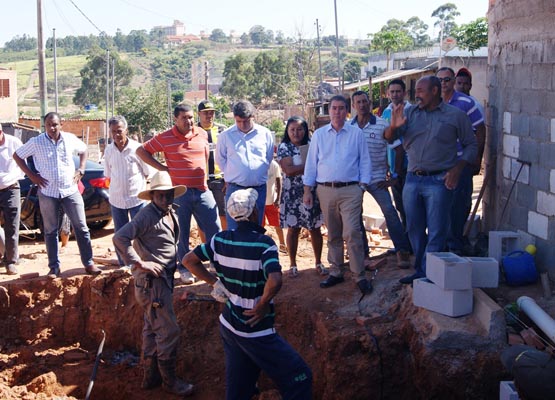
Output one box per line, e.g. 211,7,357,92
486,0,555,279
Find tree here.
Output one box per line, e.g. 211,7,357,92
117,83,169,134
4,34,36,51
127,30,149,52
343,58,364,82
369,30,412,71
249,25,273,45
73,46,133,106
209,29,228,43
432,3,460,41
405,16,432,47
220,54,255,100
452,17,488,54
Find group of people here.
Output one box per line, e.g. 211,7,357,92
0,64,485,398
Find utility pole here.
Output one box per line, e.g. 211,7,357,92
36,0,48,129
315,19,324,114
111,58,115,116
105,50,110,139
333,0,342,93
204,61,209,100
53,28,59,113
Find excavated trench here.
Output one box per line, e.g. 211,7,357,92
0,270,507,400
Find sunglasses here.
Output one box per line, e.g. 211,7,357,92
438,77,453,83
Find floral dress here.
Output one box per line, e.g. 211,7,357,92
277,141,324,230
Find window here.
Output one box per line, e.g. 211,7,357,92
0,79,10,98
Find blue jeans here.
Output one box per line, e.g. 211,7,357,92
0,186,20,266
225,183,267,230
363,183,410,253
39,191,93,271
447,165,473,253
111,203,145,266
175,188,221,274
220,324,312,400
402,172,453,275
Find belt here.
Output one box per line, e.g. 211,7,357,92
318,181,358,188
229,183,264,189
412,170,445,176
0,183,19,192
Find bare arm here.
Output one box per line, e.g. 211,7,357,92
243,271,282,327
182,250,218,286
136,146,168,172
384,103,407,142
278,157,304,176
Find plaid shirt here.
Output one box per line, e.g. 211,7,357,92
15,132,87,198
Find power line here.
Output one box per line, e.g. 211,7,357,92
67,0,103,34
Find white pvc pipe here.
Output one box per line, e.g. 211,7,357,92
517,296,555,343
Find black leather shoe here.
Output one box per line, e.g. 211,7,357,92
357,279,373,295
399,272,425,285
320,275,344,288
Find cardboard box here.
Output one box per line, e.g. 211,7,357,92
427,252,472,290
466,257,499,288
413,278,473,317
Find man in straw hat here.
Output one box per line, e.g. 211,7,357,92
113,171,194,396
182,188,312,400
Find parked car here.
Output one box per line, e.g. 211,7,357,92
18,156,112,234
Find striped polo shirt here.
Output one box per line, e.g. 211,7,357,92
193,221,281,338
143,126,209,190
351,114,390,184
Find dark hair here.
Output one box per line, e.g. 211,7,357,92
232,100,256,118
282,116,309,145
351,90,369,101
329,94,348,107
108,115,128,129
388,79,406,91
174,104,193,118
418,75,442,96
437,66,455,77
44,112,61,121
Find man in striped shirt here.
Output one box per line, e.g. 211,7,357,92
351,90,411,269
137,104,221,284
182,188,312,400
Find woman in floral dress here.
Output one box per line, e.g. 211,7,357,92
277,116,328,277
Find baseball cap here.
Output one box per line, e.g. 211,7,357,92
226,188,258,221
456,67,472,79
198,100,216,112
500,345,555,400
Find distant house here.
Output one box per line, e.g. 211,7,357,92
165,34,201,48
151,20,185,37
0,68,18,122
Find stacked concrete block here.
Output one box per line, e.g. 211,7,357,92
427,252,472,290
488,231,522,262
412,252,473,317
413,278,473,317
466,257,499,288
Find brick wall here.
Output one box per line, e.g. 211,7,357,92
19,117,107,144
486,0,555,277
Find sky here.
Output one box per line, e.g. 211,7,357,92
2,0,489,47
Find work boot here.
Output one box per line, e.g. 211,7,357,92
142,355,162,390
158,358,194,396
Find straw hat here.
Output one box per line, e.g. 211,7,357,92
138,171,187,201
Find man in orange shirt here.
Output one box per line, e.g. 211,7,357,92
137,104,221,284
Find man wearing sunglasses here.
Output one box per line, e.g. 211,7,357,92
436,67,486,256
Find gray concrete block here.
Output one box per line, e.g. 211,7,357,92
508,204,529,232
427,252,472,290
511,66,532,90
544,39,555,63
413,278,473,317
529,115,550,141
522,41,544,64
539,143,555,168
531,64,553,90
521,90,544,114
515,182,536,207
488,231,522,262
466,257,499,288
517,138,539,164
504,42,523,66
511,113,529,136
529,166,550,192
